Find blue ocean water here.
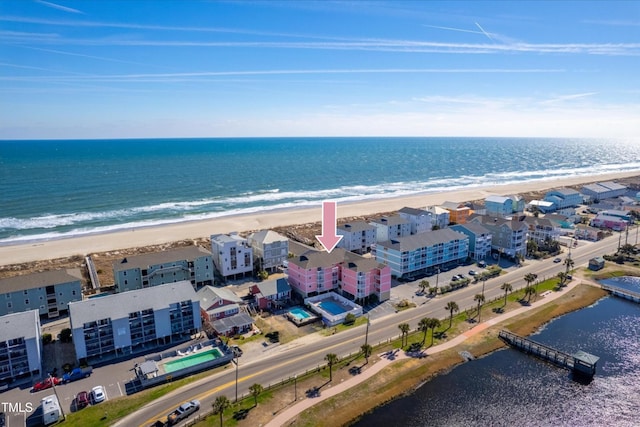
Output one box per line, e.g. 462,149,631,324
1,137,639,244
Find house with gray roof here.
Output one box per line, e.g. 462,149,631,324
373,229,469,278
112,246,214,293
247,230,289,272
0,269,82,319
69,281,200,362
369,215,411,242
196,285,253,336
544,188,582,211
582,182,627,201
468,215,528,258
250,278,292,310
451,223,492,261
398,207,434,234
0,310,41,382
336,221,377,254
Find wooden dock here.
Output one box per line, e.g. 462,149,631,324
600,283,640,303
498,330,599,377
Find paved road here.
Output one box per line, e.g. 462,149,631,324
114,233,624,427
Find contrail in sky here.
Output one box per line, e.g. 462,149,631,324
475,22,495,42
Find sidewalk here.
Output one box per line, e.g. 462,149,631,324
265,279,584,427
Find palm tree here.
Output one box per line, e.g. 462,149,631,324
500,282,512,306
523,284,536,303
526,239,538,257
212,395,230,427
444,301,459,329
398,322,410,347
325,353,338,382
361,344,373,364
557,271,567,288
418,280,429,294
524,273,537,288
564,257,574,274
419,317,430,344
474,293,485,322
428,318,441,346
249,383,263,407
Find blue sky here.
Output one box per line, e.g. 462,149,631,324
1,0,639,139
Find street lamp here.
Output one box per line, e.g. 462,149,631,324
50,373,65,421
294,374,297,401
435,267,440,294
364,314,370,346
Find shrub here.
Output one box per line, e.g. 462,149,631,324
343,313,356,325
42,333,53,345
59,328,72,343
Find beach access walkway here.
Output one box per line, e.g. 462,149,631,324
266,278,585,427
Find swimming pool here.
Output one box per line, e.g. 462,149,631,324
163,348,224,374
317,300,349,316
289,307,313,320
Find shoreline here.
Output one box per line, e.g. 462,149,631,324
1,169,639,265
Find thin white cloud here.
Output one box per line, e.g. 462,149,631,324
539,92,599,104
35,0,84,14
0,68,565,83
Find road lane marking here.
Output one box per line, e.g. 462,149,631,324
140,335,364,426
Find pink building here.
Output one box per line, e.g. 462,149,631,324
286,248,391,303
590,214,627,231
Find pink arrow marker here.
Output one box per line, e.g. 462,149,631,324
316,201,343,253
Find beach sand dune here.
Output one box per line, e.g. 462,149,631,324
1,170,638,265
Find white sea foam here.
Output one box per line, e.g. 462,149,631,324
1,160,639,244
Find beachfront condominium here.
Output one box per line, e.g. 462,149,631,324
426,206,450,230
398,207,434,234
69,281,201,362
369,215,411,243
468,215,528,258
112,246,214,293
336,221,377,254
441,201,472,224
286,247,391,302
247,229,289,272
211,233,254,280
543,188,583,215
373,229,469,278
484,195,525,218
0,269,82,319
0,310,42,383
450,223,492,261
581,181,627,201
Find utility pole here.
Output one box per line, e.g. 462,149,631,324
233,355,239,403
364,314,370,346
50,374,65,421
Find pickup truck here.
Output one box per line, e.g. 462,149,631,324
61,367,92,383
167,400,200,425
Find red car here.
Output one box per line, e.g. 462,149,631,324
76,391,90,409
32,377,61,392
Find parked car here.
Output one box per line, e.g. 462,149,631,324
90,385,106,404
76,391,90,409
554,257,562,263
32,377,61,392
478,261,487,268
62,367,92,383
469,270,478,276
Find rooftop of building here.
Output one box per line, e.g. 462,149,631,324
0,310,39,341
377,228,468,252
113,245,211,272
0,268,83,294
69,281,197,325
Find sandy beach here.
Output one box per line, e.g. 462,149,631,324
1,170,638,265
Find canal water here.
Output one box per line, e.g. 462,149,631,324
352,278,640,427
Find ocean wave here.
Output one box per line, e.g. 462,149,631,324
1,161,639,244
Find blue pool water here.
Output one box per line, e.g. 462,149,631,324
288,307,313,320
317,300,349,316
